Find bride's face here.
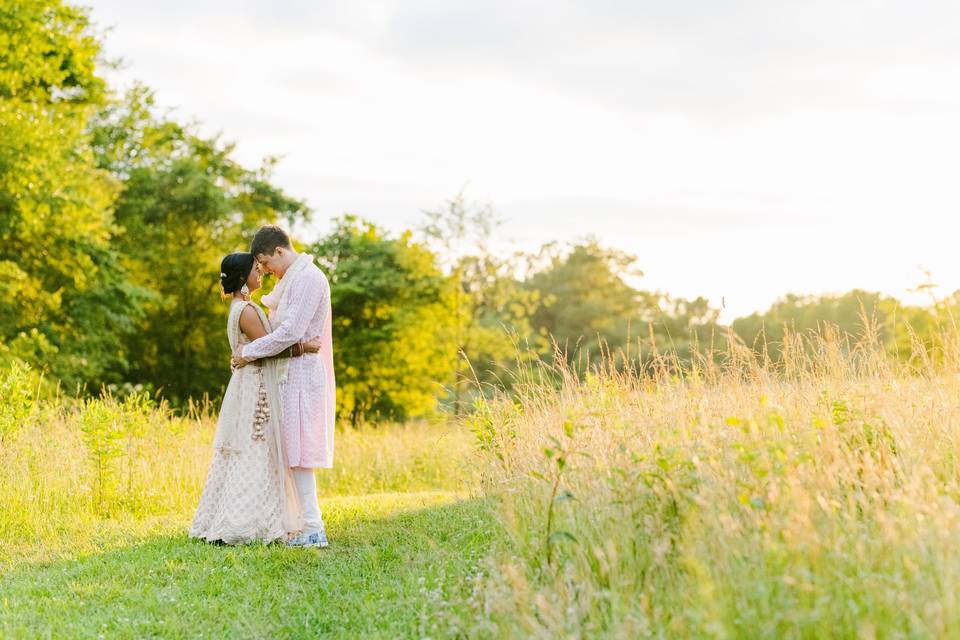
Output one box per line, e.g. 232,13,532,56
245,263,263,292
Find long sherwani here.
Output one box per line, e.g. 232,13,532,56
241,254,335,469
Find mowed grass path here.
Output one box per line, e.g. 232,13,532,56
1,491,498,639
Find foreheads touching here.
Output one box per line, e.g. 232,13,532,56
250,225,296,276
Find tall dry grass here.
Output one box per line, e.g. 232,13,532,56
466,321,960,638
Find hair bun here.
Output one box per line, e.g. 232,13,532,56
219,253,255,295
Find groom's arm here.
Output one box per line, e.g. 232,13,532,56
240,273,324,361
231,306,312,368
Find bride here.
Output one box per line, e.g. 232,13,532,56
190,252,319,544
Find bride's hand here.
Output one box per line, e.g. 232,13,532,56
231,348,251,369
303,338,322,353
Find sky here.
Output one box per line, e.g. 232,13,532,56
83,0,960,321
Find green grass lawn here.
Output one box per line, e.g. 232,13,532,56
1,491,498,639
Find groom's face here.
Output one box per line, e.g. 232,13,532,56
255,250,282,277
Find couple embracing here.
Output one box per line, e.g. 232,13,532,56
189,225,335,548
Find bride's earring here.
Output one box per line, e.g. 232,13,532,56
241,284,250,297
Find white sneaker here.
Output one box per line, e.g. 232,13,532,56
286,529,328,548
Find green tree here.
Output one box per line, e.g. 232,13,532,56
522,239,723,372
91,86,309,402
637,291,724,363
524,240,647,365
455,250,541,392
731,290,932,363
311,216,455,424
0,0,146,387
420,194,539,408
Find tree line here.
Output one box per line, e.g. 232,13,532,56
3,1,957,424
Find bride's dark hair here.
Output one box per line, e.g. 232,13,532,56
220,252,255,294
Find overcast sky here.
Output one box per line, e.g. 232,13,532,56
84,0,960,320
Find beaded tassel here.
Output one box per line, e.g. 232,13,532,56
252,376,270,441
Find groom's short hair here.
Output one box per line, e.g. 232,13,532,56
250,225,292,257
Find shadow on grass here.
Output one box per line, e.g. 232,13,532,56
0,493,501,639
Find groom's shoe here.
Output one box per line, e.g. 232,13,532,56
287,528,328,549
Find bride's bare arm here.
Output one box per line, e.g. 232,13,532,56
238,305,269,342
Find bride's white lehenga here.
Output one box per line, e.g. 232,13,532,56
190,300,304,544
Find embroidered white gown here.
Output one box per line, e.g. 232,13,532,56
189,300,303,544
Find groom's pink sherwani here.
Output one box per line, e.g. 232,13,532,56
241,258,335,469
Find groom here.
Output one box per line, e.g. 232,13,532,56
233,225,336,548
